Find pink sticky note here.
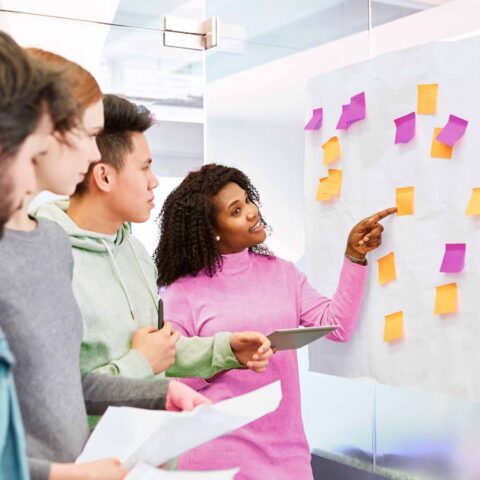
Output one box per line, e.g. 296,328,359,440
336,92,366,130
436,115,468,146
394,112,416,144
304,108,323,131
440,243,466,273
336,105,350,129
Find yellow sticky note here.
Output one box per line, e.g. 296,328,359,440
384,311,404,342
322,136,341,166
417,83,438,114
378,252,397,285
315,178,331,202
323,169,342,196
431,127,453,159
465,188,480,215
396,186,414,216
434,283,458,315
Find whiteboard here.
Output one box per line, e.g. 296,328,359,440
305,35,480,401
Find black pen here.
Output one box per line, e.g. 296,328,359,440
157,298,164,330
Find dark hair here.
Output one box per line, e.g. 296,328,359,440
0,31,78,237
154,163,273,286
74,94,154,196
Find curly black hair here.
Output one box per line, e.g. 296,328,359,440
154,164,274,286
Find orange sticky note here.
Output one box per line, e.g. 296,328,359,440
465,188,480,215
384,311,404,342
378,252,397,285
434,283,458,315
315,178,331,202
396,186,414,215
431,127,453,159
322,136,341,166
417,83,438,114
323,169,342,196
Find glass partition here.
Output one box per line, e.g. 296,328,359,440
0,3,205,253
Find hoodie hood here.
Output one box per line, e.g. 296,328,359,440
33,199,158,323
33,200,132,253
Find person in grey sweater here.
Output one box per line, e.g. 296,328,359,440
0,219,172,479
0,30,77,480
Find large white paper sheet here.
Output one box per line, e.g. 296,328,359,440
126,462,240,480
77,381,281,469
305,35,480,400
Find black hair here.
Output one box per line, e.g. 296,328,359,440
74,94,154,196
154,163,273,286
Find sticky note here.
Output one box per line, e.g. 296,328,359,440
304,108,323,131
315,178,331,202
323,169,342,196
384,311,404,342
431,127,453,159
436,114,468,147
395,187,414,215
394,112,416,144
322,136,341,165
336,92,366,129
417,84,438,114
315,170,342,200
440,244,466,273
434,283,458,315
465,188,480,215
378,252,397,285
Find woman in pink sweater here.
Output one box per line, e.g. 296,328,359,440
154,164,396,479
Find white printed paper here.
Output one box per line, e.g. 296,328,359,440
77,381,281,470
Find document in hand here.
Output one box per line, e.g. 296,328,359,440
77,380,282,470
268,325,338,350
126,462,240,479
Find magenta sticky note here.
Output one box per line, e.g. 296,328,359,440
394,112,416,144
440,243,466,273
336,105,350,129
348,92,366,123
436,115,468,147
304,108,323,131
336,92,366,130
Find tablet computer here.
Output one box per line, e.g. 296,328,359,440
267,325,338,351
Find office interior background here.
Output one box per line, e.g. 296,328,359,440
4,0,480,478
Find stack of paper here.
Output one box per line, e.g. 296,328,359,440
77,381,282,471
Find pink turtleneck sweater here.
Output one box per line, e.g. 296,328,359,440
162,250,368,480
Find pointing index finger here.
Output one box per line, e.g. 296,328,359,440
365,207,397,225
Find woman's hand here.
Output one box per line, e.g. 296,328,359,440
166,381,212,412
346,207,397,260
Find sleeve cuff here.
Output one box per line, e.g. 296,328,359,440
113,349,155,379
28,458,51,480
342,256,369,275
212,332,241,370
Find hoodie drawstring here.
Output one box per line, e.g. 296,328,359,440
127,239,159,313
100,239,137,321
